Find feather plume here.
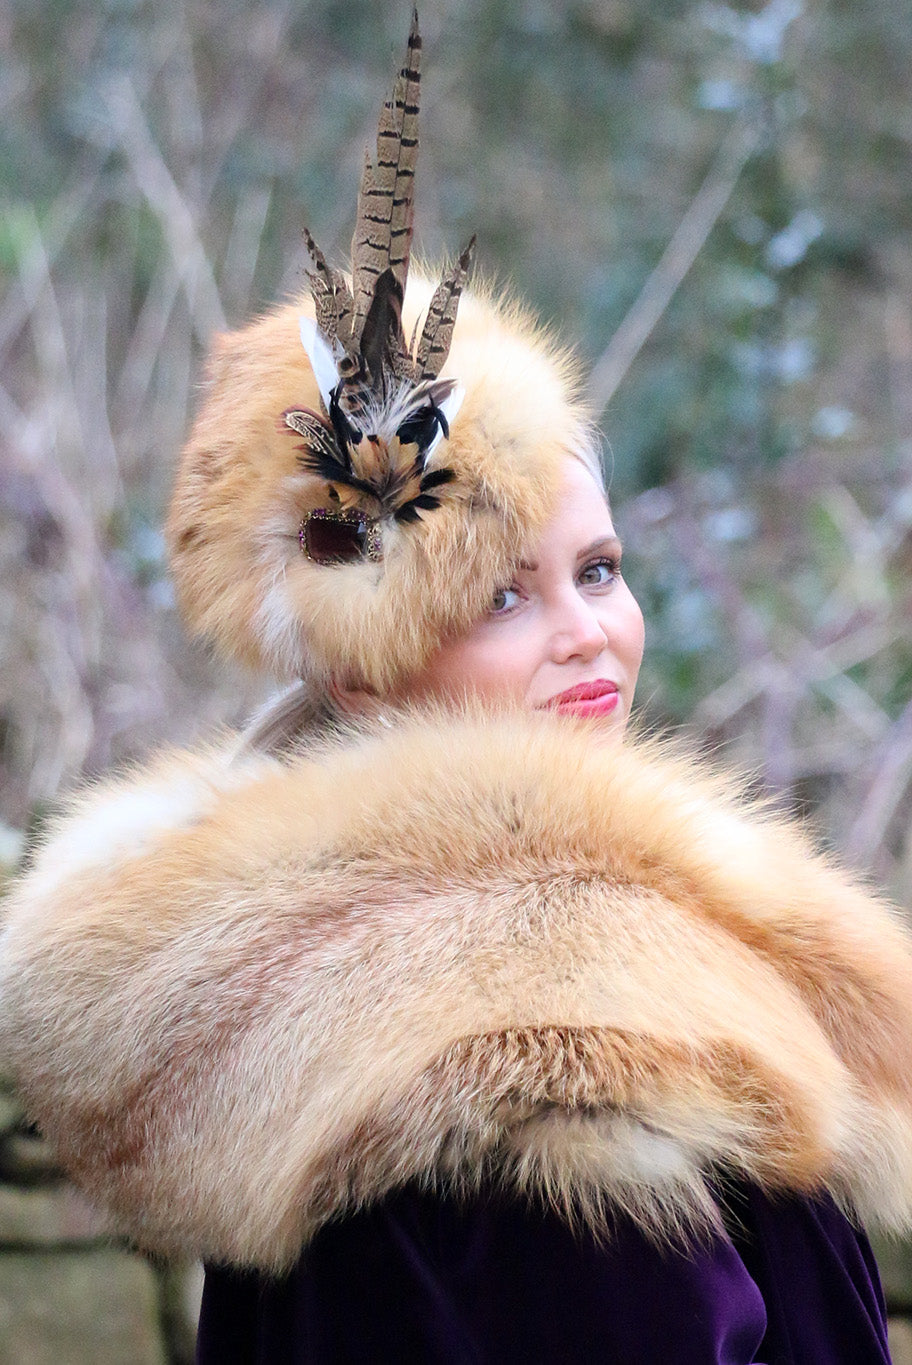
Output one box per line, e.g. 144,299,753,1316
290,12,475,534
350,10,421,350
416,237,476,379
302,228,354,353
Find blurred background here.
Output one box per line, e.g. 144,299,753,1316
3,0,911,895
1,1,912,1356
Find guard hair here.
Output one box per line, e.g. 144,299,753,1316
3,712,912,1272
167,280,595,690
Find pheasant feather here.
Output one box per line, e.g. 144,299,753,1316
303,228,353,353
294,11,475,532
350,10,421,351
416,236,476,380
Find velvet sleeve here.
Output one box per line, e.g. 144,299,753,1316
195,1182,890,1364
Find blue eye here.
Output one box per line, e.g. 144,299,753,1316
579,558,620,587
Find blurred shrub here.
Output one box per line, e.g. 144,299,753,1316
1,0,910,891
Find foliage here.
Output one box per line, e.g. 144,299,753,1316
1,0,910,893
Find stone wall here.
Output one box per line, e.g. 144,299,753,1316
875,1236,912,1365
0,1076,200,1365
3,1064,912,1360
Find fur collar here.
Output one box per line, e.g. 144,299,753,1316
3,710,912,1271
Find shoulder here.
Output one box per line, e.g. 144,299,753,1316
3,708,912,1273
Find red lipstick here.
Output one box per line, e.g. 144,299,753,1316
544,679,620,719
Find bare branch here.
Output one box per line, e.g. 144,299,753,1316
845,698,912,864
588,118,759,416
101,77,227,339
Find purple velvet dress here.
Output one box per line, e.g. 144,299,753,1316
195,1181,891,1363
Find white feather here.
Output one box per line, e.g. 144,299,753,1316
299,316,341,411
425,383,465,460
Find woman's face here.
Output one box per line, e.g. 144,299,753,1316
397,458,644,726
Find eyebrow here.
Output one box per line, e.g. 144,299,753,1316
517,534,622,574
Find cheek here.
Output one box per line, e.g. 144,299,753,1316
402,624,535,704
442,634,530,699
400,636,495,702
615,587,646,672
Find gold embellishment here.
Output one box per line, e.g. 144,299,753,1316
299,508,382,565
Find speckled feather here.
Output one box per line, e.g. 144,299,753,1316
297,13,475,518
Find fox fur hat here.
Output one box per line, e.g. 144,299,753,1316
167,15,596,691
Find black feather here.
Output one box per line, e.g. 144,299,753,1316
285,408,377,499
396,407,438,450
419,467,456,492
296,450,378,501
328,386,363,454
359,268,404,389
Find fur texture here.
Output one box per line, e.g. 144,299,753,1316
167,281,593,691
4,711,912,1272
167,9,590,693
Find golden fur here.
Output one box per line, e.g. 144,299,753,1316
3,709,912,1272
167,281,593,690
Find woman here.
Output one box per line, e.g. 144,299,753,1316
2,18,911,1364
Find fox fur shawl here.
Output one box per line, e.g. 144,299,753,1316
3,707,912,1273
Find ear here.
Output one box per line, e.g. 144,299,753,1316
299,316,341,411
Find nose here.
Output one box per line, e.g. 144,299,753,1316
548,592,607,664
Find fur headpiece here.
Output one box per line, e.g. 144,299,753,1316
166,15,595,691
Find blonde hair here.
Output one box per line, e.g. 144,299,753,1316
572,432,608,498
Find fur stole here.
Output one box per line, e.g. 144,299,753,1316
3,709,912,1272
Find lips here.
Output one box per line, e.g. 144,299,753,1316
543,679,621,718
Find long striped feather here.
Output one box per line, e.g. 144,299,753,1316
415,237,475,379
350,10,421,352
303,228,354,351
293,13,474,530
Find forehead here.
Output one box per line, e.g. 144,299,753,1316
520,457,615,557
